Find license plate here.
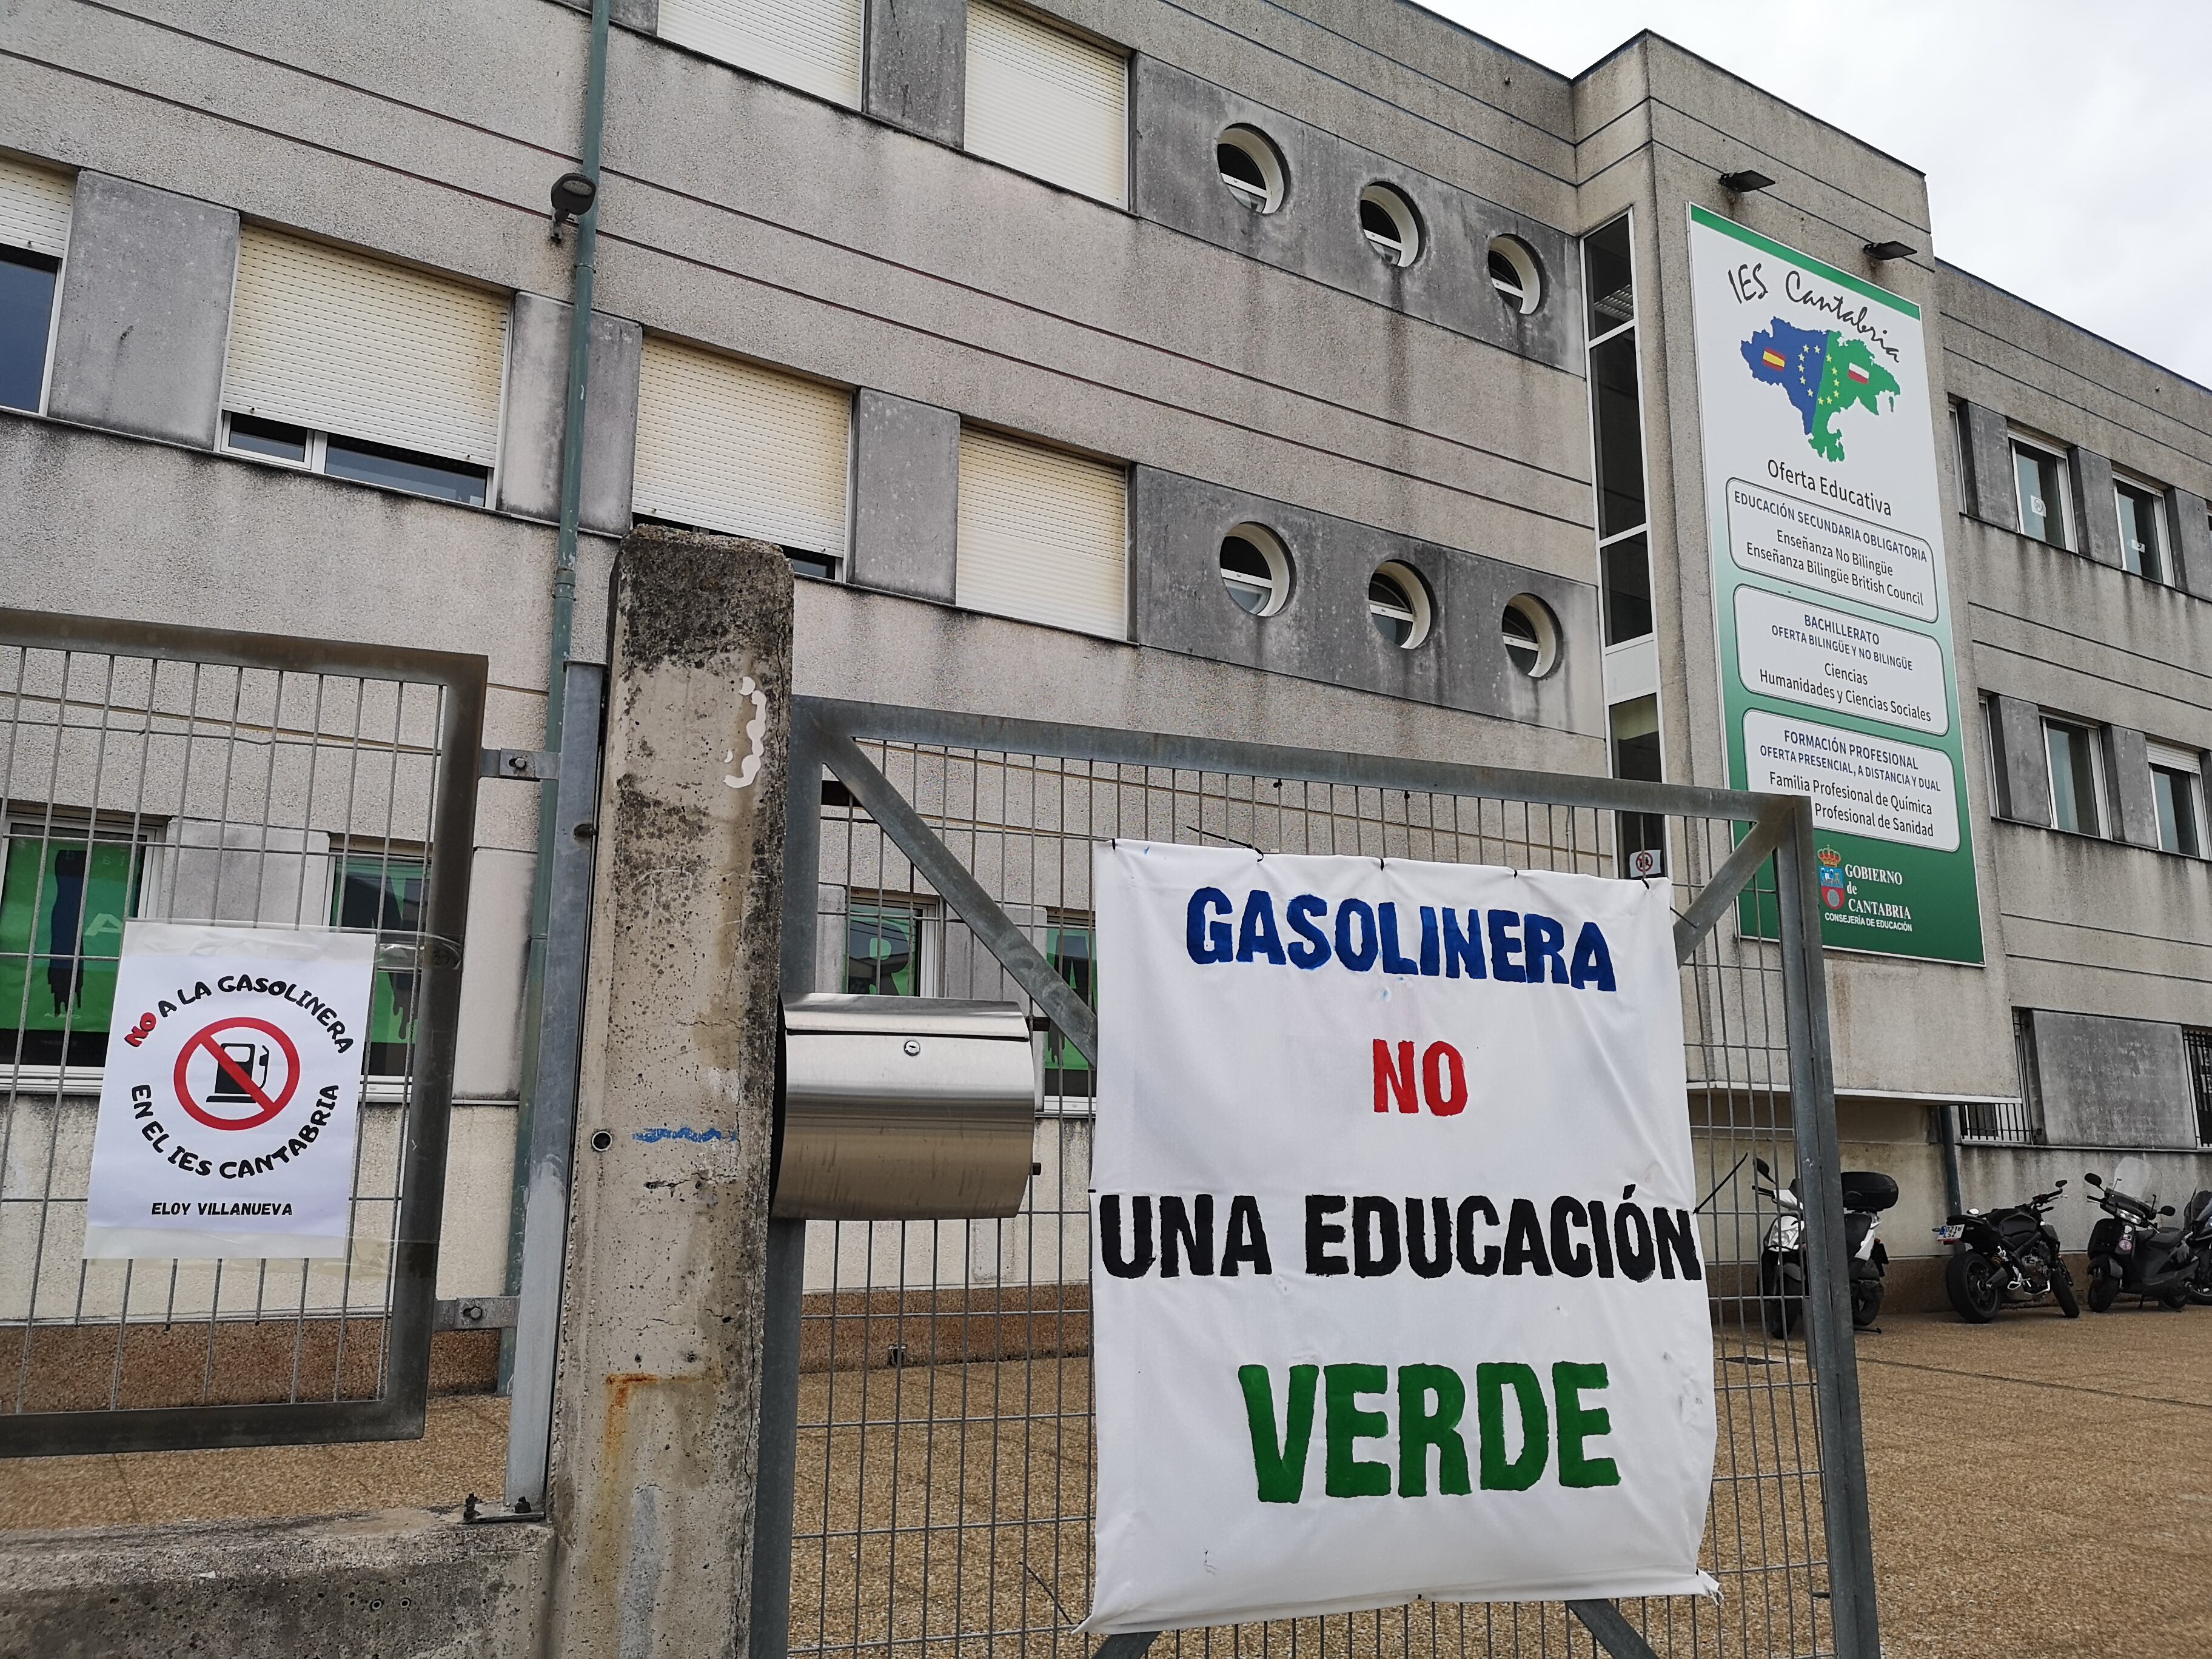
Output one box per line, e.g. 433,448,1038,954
1933,1225,1964,1243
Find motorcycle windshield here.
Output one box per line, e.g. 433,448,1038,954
2112,1154,2155,1210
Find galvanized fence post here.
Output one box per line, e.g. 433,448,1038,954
747,700,821,1659
501,658,605,1515
1774,800,1882,1658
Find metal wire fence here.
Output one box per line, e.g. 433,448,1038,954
0,609,482,1455
770,699,1875,1659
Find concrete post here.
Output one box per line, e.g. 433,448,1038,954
546,527,793,1658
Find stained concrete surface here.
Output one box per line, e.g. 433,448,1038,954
3,1312,2206,1655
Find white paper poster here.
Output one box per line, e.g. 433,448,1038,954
1085,843,1715,1632
82,922,377,1260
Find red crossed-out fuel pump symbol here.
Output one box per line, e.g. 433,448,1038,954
172,1016,301,1131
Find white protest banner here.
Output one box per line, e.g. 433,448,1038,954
1085,843,1715,1632
82,922,377,1260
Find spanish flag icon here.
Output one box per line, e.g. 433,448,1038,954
1761,348,1788,369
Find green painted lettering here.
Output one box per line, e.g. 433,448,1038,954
1553,1362,1621,1487
1238,1364,1318,1504
1395,1364,1470,1496
1324,1363,1392,1496
1476,1362,1547,1491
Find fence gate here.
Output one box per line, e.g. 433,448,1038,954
0,608,483,1456
759,697,1877,1659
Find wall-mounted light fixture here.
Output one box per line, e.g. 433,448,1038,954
1718,169,1775,195
550,171,597,243
1863,240,1916,263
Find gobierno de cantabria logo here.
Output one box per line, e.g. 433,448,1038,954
1741,318,1900,463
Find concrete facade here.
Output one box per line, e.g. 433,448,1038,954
2,4,2212,1640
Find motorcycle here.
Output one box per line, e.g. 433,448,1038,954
1753,1158,1894,1336
2083,1162,2196,1312
1934,1180,2079,1322
2185,1189,2212,1307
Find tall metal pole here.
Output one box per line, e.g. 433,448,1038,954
504,0,611,1377
1774,800,1882,1658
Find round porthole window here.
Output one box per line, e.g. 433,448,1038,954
1358,184,1421,267
1217,127,1287,215
1501,594,1560,677
1487,235,1543,315
1219,525,1292,616
1369,561,1433,648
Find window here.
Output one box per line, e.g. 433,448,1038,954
1961,1014,2039,1144
221,229,504,507
2114,479,2167,582
1044,913,1094,1099
2011,439,2070,548
845,897,934,996
333,851,425,1078
656,0,863,108
1367,561,1431,648
220,414,489,506
632,338,851,577
1609,695,1664,868
1584,215,1633,337
2042,717,2103,836
1218,525,1290,617
1600,531,1652,645
1216,127,1285,215
1486,235,1542,315
1500,595,1559,677
0,820,142,1069
955,427,1128,638
2186,1027,2212,1148
965,0,1128,207
2149,744,2204,856
1358,185,1420,267
0,159,73,414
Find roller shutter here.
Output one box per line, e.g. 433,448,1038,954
222,228,508,465
956,428,1126,638
659,0,863,109
632,338,851,557
0,159,72,258
964,2,1128,207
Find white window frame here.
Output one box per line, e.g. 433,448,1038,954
218,411,492,507
2009,433,2073,551
2041,714,2105,837
2147,742,2205,857
2113,474,2170,583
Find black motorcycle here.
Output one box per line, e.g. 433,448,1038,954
2185,1190,2212,1307
1936,1180,2078,1321
1754,1158,1894,1335
2083,1170,2196,1312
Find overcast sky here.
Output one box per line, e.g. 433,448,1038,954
1422,1,2212,388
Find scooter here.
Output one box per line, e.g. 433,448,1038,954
2185,1190,2212,1307
1934,1181,2078,1321
1754,1158,1894,1336
2083,1167,2196,1312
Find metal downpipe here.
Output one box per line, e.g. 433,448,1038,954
501,0,609,1393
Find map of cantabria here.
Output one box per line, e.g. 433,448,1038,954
1741,318,1902,462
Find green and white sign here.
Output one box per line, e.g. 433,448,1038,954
1686,206,1983,964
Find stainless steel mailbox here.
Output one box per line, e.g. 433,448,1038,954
774,995,1039,1220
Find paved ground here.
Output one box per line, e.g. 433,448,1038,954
2,1309,2208,1657
1855,1305,2212,1659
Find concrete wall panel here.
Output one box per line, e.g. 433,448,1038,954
46,172,237,446
495,292,644,535
866,0,964,146
2031,1009,2197,1150
849,389,959,602
1131,464,1597,734
1131,56,1581,372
